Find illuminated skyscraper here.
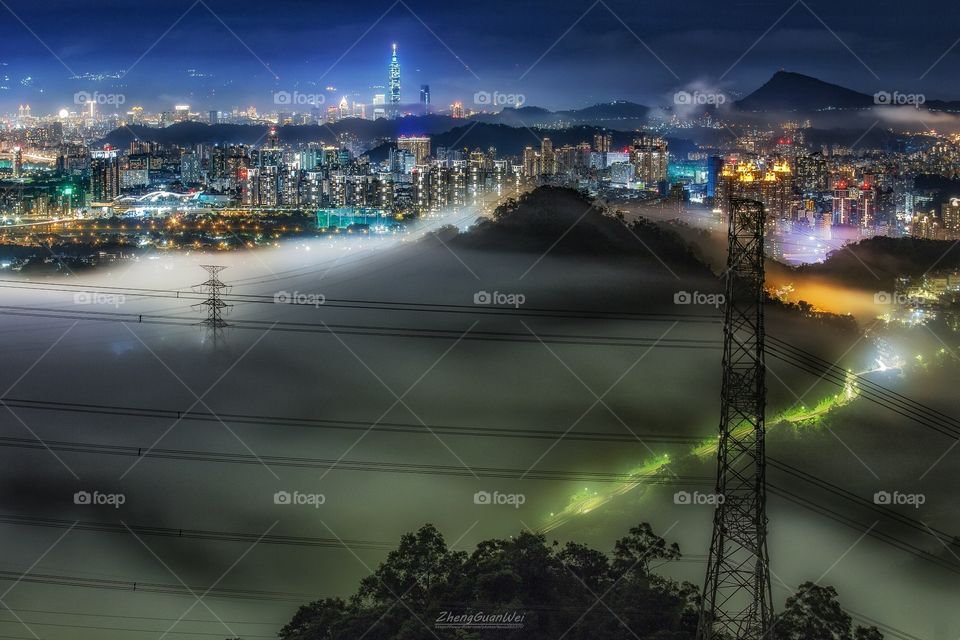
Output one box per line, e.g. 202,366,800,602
420,85,430,113
523,146,539,177
180,151,201,184
942,198,960,238
397,136,431,164
12,147,22,178
541,138,554,175
832,180,853,225
389,44,401,107
451,101,464,119
593,131,612,154
90,149,120,202
630,135,668,187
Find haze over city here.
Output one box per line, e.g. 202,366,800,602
0,1,960,640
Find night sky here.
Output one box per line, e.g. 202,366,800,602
1,0,958,112
3,1,960,639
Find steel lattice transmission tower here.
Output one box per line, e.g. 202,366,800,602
194,265,232,344
697,198,773,640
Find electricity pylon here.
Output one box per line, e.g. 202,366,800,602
194,265,232,345
697,198,773,640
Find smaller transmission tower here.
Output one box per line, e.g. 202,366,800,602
194,265,232,345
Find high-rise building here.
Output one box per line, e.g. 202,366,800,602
389,44,401,107
397,136,431,165
523,146,539,177
706,155,723,199
795,152,827,192
541,138,554,175
716,159,791,223
12,147,22,178
372,93,387,120
451,102,464,119
420,85,430,113
593,131,612,154
858,182,877,229
180,151,202,184
832,180,854,225
942,198,960,238
630,136,668,187
209,110,219,125
90,149,120,202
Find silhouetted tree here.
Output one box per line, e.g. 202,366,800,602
278,527,878,640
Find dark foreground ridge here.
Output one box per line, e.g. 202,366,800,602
276,521,882,640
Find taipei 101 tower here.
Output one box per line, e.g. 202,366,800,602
389,43,401,113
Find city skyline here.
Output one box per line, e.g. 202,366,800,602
2,2,960,640
0,0,958,112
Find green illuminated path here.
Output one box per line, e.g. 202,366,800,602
538,369,863,534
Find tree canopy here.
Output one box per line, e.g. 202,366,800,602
275,523,882,640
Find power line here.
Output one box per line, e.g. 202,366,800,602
0,435,709,484
0,607,281,626
0,303,721,349
0,513,395,550
0,618,275,638
0,396,700,444
0,568,310,602
0,279,722,324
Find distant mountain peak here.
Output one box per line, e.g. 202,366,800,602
736,71,873,111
